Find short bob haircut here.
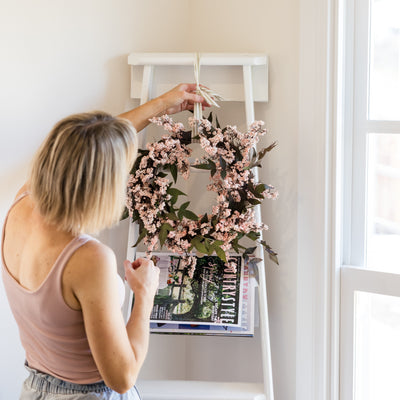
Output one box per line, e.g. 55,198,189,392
30,111,138,236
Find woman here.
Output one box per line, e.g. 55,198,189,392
1,84,207,399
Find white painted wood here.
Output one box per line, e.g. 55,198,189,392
136,380,266,400
297,0,343,399
128,53,267,67
242,66,255,127
242,63,274,400
338,0,400,397
123,65,153,322
128,53,269,103
349,0,371,268
340,267,356,400
366,120,400,134
340,266,400,400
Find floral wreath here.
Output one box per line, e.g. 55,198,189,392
125,113,278,272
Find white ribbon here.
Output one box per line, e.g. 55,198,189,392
192,53,223,135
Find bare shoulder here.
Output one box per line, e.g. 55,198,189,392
64,239,119,305
69,239,117,280
15,183,30,200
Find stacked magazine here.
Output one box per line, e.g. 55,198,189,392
134,252,256,336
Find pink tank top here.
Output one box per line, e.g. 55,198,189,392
1,192,102,384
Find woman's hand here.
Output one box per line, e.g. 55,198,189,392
123,258,160,299
118,83,210,132
159,83,209,115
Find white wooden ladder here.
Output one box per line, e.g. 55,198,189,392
125,52,274,400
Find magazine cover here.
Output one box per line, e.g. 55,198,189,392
149,258,255,336
136,252,243,326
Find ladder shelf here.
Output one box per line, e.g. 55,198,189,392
124,52,274,400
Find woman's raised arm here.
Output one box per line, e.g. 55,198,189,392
118,83,208,132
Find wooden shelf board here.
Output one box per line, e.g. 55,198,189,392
128,53,267,67
136,380,266,400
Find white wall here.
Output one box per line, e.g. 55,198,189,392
0,1,299,399
0,1,137,397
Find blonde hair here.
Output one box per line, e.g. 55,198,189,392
30,111,138,235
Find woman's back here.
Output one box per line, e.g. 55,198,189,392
2,189,103,383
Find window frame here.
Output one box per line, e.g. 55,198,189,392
340,0,400,398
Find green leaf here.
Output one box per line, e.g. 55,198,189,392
170,164,178,183
269,253,279,265
249,258,263,265
165,212,178,221
264,141,278,154
232,242,240,253
167,187,186,197
192,163,212,170
219,156,227,170
204,239,213,256
247,198,262,206
221,168,227,180
159,223,174,247
255,183,268,194
214,245,227,262
132,228,148,247
216,116,221,129
121,207,129,220
191,236,207,254
248,183,264,199
207,112,213,122
243,246,257,257
246,231,260,241
260,241,279,265
180,201,190,211
200,213,208,224
182,210,199,221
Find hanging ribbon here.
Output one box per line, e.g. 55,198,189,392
192,53,223,135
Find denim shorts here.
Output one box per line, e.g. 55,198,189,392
20,363,141,399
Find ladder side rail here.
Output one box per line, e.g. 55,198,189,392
123,65,154,321
243,65,274,400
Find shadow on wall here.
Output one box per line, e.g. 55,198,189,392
103,54,137,115
0,161,30,225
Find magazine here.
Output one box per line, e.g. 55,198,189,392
135,252,243,327
149,258,255,336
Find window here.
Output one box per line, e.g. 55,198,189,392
340,0,400,399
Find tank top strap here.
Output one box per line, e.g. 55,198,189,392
51,234,98,287
1,191,30,267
